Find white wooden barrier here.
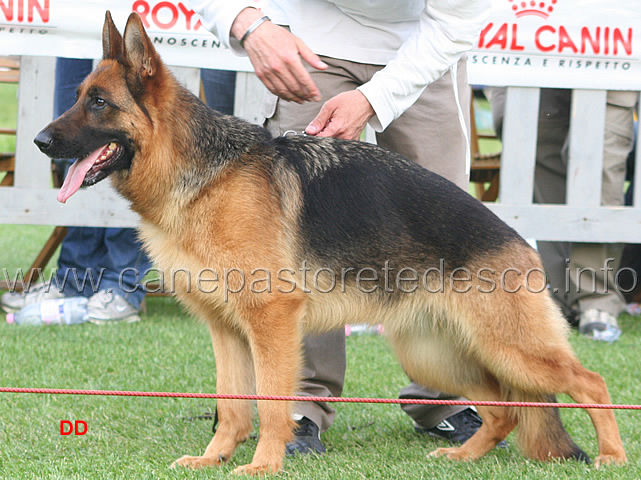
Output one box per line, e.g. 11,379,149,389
1,57,640,244
492,87,641,242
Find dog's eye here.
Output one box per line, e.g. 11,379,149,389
94,97,107,108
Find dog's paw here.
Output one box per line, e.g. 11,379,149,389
233,461,282,476
594,452,627,468
170,454,222,469
428,447,474,462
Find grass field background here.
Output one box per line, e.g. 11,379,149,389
0,288,639,479
1,76,640,479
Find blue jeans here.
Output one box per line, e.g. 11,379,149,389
53,59,237,307
200,68,236,115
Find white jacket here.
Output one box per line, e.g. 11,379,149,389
189,0,490,131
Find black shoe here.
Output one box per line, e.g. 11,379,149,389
415,408,508,448
285,417,326,456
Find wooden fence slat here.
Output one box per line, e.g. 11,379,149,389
498,87,539,205
169,65,201,95
566,89,607,208
13,56,55,189
488,204,641,243
233,72,266,125
0,185,138,227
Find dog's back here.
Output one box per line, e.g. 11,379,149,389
272,134,526,270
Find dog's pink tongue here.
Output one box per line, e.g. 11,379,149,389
57,146,106,203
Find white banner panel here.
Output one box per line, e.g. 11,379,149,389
0,0,640,88
468,0,641,89
0,0,253,71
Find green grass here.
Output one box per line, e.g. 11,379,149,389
0,82,18,152
0,243,640,479
0,307,639,480
0,225,61,281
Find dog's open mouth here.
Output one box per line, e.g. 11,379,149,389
57,142,123,203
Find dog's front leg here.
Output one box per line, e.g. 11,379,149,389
233,296,305,475
172,322,255,469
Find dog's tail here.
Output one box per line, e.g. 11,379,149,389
510,392,590,463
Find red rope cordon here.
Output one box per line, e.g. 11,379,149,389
0,387,640,410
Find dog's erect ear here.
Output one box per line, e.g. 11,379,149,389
102,11,123,60
123,12,158,78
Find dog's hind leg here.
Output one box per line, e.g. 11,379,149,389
173,321,256,469
233,295,305,475
558,363,626,467
465,288,626,466
500,358,625,466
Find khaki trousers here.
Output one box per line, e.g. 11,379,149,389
263,56,471,432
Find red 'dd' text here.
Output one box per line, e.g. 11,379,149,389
60,420,87,436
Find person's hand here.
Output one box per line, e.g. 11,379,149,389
231,8,328,103
305,90,375,140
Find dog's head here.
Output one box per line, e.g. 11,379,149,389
34,11,164,203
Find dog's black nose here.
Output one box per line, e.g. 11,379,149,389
34,129,54,153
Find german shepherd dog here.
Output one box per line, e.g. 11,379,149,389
34,11,626,475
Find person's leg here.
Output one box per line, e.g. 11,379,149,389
570,244,625,318
91,228,152,310
399,383,471,433
378,57,481,429
601,91,637,208
54,57,92,116
290,330,346,432
532,89,574,318
263,57,358,438
6,59,98,306
56,226,106,297
570,92,635,334
266,56,480,442
200,69,237,115
53,58,103,296
533,89,630,336
56,219,149,307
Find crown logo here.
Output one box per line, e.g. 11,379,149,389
508,0,557,19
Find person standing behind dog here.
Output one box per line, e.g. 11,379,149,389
0,57,151,322
534,89,637,341
485,87,637,341
190,0,491,455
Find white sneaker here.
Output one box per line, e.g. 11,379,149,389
87,290,140,324
578,309,621,342
1,283,65,313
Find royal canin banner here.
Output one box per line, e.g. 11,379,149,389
468,0,640,89
0,0,639,89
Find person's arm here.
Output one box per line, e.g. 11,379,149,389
188,0,256,54
357,0,491,131
231,8,328,103
190,2,327,103
191,0,489,139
